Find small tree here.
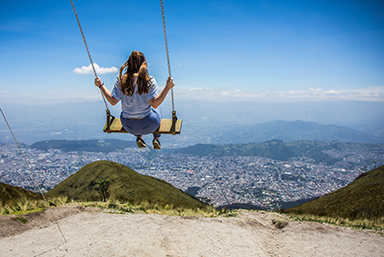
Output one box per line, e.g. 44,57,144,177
95,178,111,202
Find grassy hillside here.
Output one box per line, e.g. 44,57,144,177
282,165,384,222
0,182,41,206
46,161,207,209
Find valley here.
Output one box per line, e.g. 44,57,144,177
1,140,383,210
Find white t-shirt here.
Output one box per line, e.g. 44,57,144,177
111,76,158,119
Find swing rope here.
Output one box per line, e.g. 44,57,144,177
0,108,67,244
160,0,178,134
160,0,175,114
70,0,109,112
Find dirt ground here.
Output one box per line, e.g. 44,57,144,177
0,205,383,257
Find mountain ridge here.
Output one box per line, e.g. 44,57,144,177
169,140,384,166
213,120,383,144
27,138,384,167
26,120,383,152
2,101,383,146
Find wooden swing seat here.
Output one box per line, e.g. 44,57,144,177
103,114,182,134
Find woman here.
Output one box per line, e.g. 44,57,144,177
94,51,175,150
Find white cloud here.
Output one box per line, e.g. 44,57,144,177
73,63,118,75
173,86,384,102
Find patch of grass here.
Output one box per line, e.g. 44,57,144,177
16,200,29,212
218,207,238,217
4,205,14,215
272,219,288,229
0,182,41,206
0,196,68,216
15,215,28,224
282,213,384,232
77,199,238,218
12,208,46,216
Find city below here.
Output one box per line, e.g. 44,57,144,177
1,142,383,210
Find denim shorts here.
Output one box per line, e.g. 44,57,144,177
120,108,161,138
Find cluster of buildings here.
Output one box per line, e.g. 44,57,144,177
1,142,382,209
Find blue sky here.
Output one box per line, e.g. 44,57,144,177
1,0,384,105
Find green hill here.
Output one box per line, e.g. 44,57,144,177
0,182,41,206
46,161,206,209
282,165,384,222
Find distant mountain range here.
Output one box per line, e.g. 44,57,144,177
170,140,384,166
29,138,384,167
2,101,383,146
212,120,383,144
28,120,383,151
46,160,206,209
283,165,384,222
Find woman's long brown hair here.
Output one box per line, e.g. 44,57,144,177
119,51,152,96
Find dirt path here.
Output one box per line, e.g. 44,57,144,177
0,206,383,256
